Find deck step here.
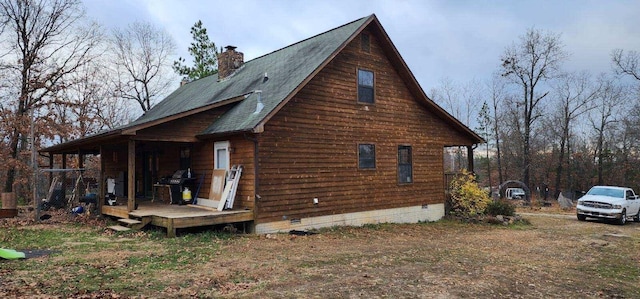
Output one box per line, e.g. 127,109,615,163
108,225,131,232
118,218,142,225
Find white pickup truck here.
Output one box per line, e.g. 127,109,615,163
576,186,640,225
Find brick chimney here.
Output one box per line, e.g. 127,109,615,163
218,45,244,80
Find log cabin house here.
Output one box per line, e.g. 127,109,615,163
40,14,483,236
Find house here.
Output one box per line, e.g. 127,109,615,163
40,14,483,236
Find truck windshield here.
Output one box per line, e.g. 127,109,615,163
587,187,624,199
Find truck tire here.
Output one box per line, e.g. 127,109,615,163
634,210,640,222
617,209,627,225
577,214,586,221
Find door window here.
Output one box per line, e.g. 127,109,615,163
214,141,230,170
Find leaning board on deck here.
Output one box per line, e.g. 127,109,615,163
195,198,220,209
216,165,242,211
208,169,227,201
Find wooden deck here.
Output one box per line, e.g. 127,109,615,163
101,201,254,237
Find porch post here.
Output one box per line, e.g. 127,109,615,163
48,154,53,186
128,139,135,212
78,150,84,169
98,146,104,215
62,153,67,200
467,145,474,174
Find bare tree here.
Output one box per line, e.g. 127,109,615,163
486,75,508,185
48,62,132,144
110,21,177,112
612,49,640,81
500,28,567,188
430,78,485,172
430,77,461,120
0,0,101,193
430,77,484,128
550,71,598,195
589,75,627,185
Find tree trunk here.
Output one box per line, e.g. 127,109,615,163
3,127,21,193
597,126,604,185
554,120,569,198
554,144,564,198
492,100,503,185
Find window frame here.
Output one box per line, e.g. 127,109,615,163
397,145,413,184
358,143,376,170
214,141,230,171
357,68,375,104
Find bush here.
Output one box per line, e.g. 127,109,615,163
448,170,492,218
485,199,516,216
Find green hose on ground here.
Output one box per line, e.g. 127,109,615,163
0,248,26,260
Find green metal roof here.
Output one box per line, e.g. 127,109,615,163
127,15,370,135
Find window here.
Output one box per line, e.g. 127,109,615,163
361,33,370,53
358,144,376,169
398,146,413,183
214,141,230,170
358,69,374,103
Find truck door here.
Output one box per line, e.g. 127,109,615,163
626,190,640,215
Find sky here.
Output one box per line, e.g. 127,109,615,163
82,0,640,95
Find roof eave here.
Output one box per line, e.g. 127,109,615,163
39,129,123,155
122,95,247,135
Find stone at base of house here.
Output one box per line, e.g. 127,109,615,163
254,203,444,234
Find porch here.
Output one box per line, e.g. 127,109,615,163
102,201,254,237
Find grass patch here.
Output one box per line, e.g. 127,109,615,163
2,213,640,298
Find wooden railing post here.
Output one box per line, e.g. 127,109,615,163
128,140,136,212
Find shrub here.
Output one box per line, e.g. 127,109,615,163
448,169,492,218
485,199,516,216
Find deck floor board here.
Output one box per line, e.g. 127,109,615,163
101,201,253,236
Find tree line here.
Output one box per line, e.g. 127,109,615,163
1,0,638,203
431,29,640,198
0,0,217,200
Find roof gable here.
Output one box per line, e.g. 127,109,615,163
41,14,482,154
128,15,371,135
200,14,482,143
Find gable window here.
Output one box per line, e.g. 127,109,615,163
398,145,413,184
358,69,374,104
361,33,370,53
358,144,376,169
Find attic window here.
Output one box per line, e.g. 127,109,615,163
361,33,370,53
358,69,374,104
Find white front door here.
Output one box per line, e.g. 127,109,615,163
214,141,230,171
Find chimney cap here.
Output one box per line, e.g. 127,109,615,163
224,45,237,51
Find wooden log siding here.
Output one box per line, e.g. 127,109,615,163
102,145,129,178
227,136,256,210
134,109,227,142
255,29,476,223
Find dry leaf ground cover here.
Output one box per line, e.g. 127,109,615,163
1,207,639,298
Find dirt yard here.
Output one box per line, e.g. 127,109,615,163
1,207,639,298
